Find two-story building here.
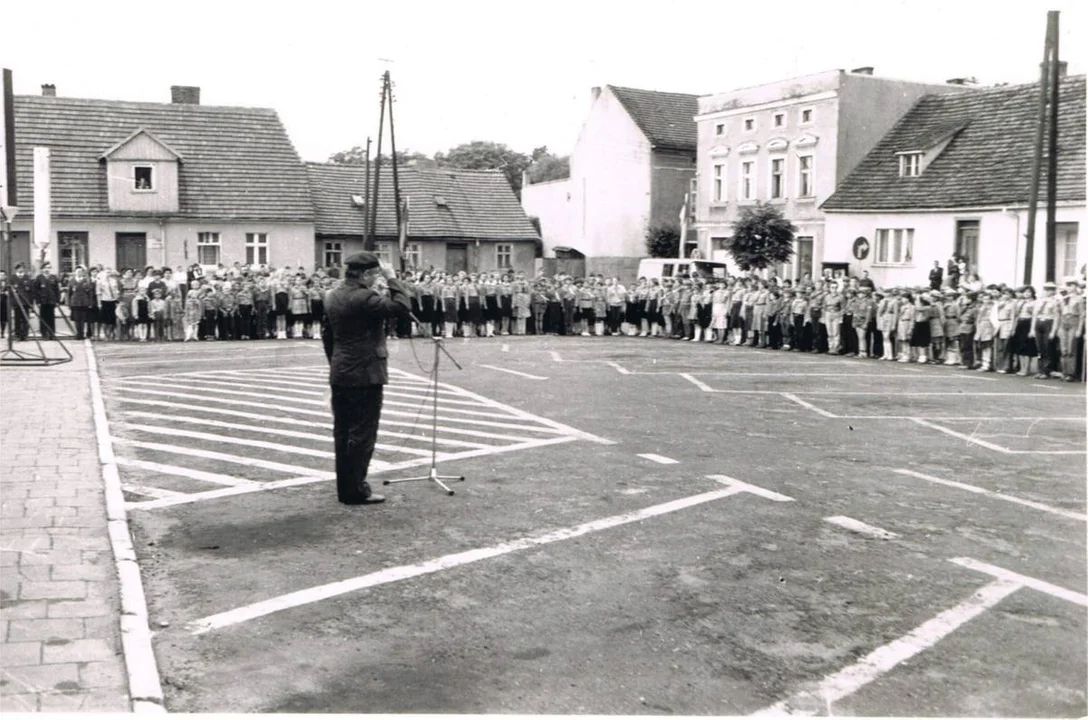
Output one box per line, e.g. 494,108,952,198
307,163,540,276
7,84,314,274
521,85,699,280
693,68,971,280
822,74,1085,288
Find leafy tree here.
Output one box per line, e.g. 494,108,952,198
434,141,531,198
727,203,797,270
327,147,430,165
526,154,570,184
645,224,681,258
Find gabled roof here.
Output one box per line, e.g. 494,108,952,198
822,75,1086,211
13,96,313,221
306,163,540,240
609,86,700,153
98,127,184,161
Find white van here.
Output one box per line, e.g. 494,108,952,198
636,258,731,281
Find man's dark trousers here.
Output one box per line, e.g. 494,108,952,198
331,385,384,502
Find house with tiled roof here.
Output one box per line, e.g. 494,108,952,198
307,163,540,275
822,74,1086,288
693,68,972,280
6,84,314,274
521,85,699,277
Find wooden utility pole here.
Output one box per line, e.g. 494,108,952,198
384,72,405,273
363,136,372,247
1023,16,1051,286
368,83,387,253
1044,10,1060,283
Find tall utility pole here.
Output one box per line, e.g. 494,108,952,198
363,136,371,247
368,82,387,253
1044,10,1060,283
365,72,405,268
385,72,405,273
1023,15,1052,286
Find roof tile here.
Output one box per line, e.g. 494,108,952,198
609,86,700,152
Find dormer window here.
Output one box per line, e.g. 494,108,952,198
899,153,922,177
134,166,154,191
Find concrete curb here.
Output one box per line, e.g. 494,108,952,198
85,339,168,713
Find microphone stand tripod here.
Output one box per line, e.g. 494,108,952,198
383,333,465,495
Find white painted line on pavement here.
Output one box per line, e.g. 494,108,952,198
382,390,496,407
122,484,184,500
123,378,326,406
120,423,337,459
707,475,795,502
104,348,320,367
1032,382,1062,391
638,453,679,465
115,456,260,487
381,408,567,434
824,516,898,540
894,468,1087,522
678,373,714,392
781,393,838,418
753,579,1023,716
550,351,563,362
606,361,631,374
910,418,1084,455
382,399,531,420
127,436,580,511
378,419,536,443
169,377,324,397
121,398,329,427
83,341,165,708
949,557,1088,606
479,364,548,380
110,437,343,476
116,388,332,417
188,479,776,634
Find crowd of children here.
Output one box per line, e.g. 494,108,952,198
2,261,1084,383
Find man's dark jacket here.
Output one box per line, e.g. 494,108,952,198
322,277,412,386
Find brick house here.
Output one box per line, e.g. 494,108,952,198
5,85,314,274
822,74,1086,288
307,163,540,275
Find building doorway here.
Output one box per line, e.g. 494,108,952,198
58,231,89,275
116,233,147,270
955,220,979,273
796,236,814,281
1,231,32,272
446,243,467,275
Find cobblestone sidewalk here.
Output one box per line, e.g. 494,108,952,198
1,342,135,712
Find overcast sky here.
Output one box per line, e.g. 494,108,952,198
4,0,1085,163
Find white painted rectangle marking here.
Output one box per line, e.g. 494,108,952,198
679,373,714,392
187,481,754,634
753,579,1023,716
110,438,341,476
479,364,548,380
114,457,260,487
949,557,1088,607
638,453,679,465
121,484,184,500
824,516,898,540
120,423,336,459
895,468,1087,522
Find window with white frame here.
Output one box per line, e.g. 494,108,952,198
899,153,922,177
798,155,814,197
496,243,513,269
773,112,785,128
134,166,154,191
324,240,342,267
376,243,393,266
1059,223,1079,278
197,232,221,266
405,242,422,269
874,228,915,265
770,158,785,199
801,108,813,124
245,232,268,265
740,161,755,201
715,123,725,136
712,164,724,202
743,117,755,132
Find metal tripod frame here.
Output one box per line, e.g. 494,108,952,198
383,336,465,495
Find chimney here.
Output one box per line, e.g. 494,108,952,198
591,86,601,103
41,84,56,97
851,66,874,76
170,85,200,105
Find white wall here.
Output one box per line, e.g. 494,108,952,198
568,86,652,257
520,178,571,257
825,206,1086,288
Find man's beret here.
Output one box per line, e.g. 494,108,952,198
344,251,380,270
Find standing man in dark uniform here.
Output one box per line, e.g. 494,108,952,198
321,252,412,505
10,263,36,341
34,261,61,339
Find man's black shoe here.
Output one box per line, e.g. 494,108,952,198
340,494,386,505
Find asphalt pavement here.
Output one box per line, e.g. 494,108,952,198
82,335,1088,714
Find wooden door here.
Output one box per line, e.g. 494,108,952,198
115,233,147,270
446,244,467,275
